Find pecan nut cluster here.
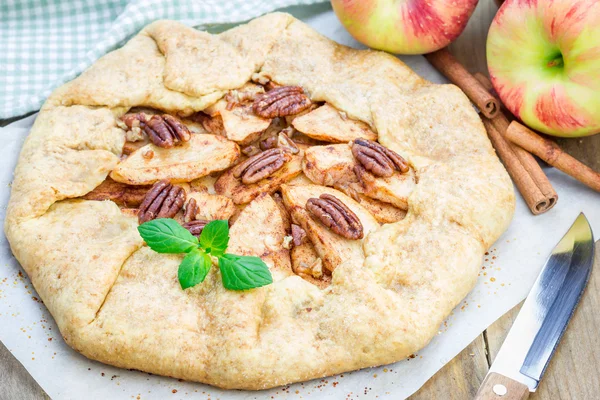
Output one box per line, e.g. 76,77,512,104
306,194,363,240
351,139,409,177
182,220,209,236
122,113,191,149
232,148,292,184
138,180,186,224
183,198,199,223
181,198,210,236
253,86,312,118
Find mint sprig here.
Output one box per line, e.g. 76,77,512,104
137,218,273,291
137,219,198,253
178,249,211,290
219,254,274,291
199,219,229,257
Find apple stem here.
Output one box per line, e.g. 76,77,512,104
547,55,564,69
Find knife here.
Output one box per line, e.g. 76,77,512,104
474,213,594,400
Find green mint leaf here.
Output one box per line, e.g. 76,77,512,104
178,248,212,290
138,218,198,254
199,220,229,257
218,254,273,291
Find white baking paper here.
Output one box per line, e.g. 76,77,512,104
1,6,599,400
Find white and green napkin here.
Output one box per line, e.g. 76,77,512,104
0,0,327,119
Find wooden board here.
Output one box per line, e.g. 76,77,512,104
412,335,488,399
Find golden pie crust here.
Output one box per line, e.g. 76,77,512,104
4,13,515,390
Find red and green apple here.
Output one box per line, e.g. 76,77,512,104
487,0,600,137
331,0,478,55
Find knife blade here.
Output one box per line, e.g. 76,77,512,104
474,213,594,400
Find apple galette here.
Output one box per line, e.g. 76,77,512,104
4,13,515,390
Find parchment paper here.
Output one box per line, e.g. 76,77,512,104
1,8,599,400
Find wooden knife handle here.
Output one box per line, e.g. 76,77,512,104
474,372,530,400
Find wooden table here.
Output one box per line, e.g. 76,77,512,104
1,1,599,398
413,1,600,399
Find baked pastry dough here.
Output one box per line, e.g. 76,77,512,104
4,13,514,390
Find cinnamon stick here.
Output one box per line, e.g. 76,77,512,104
425,49,500,119
506,121,600,193
479,118,554,214
491,115,557,202
473,73,493,92
473,73,502,109
474,73,558,213
427,52,557,213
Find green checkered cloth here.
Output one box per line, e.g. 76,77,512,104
0,0,327,119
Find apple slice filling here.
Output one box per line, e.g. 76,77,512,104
80,83,416,289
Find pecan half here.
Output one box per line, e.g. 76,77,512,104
253,86,312,118
121,113,145,129
192,112,226,136
351,139,409,177
183,198,199,223
277,131,299,154
259,136,278,151
182,220,209,236
138,180,186,224
306,194,363,240
122,113,191,149
231,148,292,185
291,224,307,246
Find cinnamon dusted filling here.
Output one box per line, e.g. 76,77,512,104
83,83,415,287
